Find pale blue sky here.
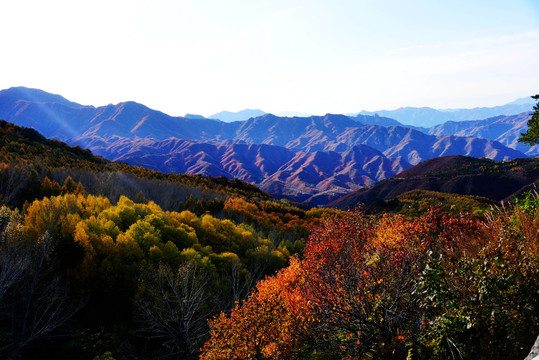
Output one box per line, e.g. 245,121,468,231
1,0,538,116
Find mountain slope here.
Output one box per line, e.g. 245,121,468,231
0,86,83,107
428,112,538,155
333,125,525,165
348,114,405,127
258,145,410,204
92,137,411,205
0,120,268,200
0,87,229,142
328,155,539,209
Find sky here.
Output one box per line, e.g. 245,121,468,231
1,0,538,117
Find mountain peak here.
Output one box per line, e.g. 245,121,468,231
322,113,354,121
184,114,207,120
209,109,267,122
0,86,83,108
505,96,536,106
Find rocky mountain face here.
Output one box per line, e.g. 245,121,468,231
90,138,410,204
427,112,538,155
0,87,533,205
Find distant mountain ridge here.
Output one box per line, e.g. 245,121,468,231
427,112,538,156
75,112,527,165
356,98,534,127
209,109,267,122
0,87,533,205
0,86,83,108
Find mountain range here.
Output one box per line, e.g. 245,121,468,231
427,112,538,155
355,97,534,127
92,138,410,204
0,87,535,205
196,98,534,127
205,97,534,128
202,97,534,127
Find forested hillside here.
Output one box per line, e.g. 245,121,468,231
0,120,346,359
202,200,539,359
329,155,539,210
0,120,537,359
0,120,268,205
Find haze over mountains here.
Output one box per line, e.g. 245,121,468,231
427,112,538,155
202,98,534,127
0,87,534,205
355,97,534,127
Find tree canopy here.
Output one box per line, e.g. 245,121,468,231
519,94,539,145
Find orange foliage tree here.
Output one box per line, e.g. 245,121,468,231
203,207,539,359
201,258,315,360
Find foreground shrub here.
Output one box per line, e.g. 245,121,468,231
203,205,539,359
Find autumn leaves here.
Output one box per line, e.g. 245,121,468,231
202,205,539,359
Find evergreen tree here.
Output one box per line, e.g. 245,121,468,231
519,94,539,145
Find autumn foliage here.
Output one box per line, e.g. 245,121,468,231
0,192,304,358
201,258,312,360
0,120,537,359
202,203,539,359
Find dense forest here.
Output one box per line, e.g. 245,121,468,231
202,199,538,359
0,120,537,359
0,120,341,359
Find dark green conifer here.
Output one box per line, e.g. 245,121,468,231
519,94,539,145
